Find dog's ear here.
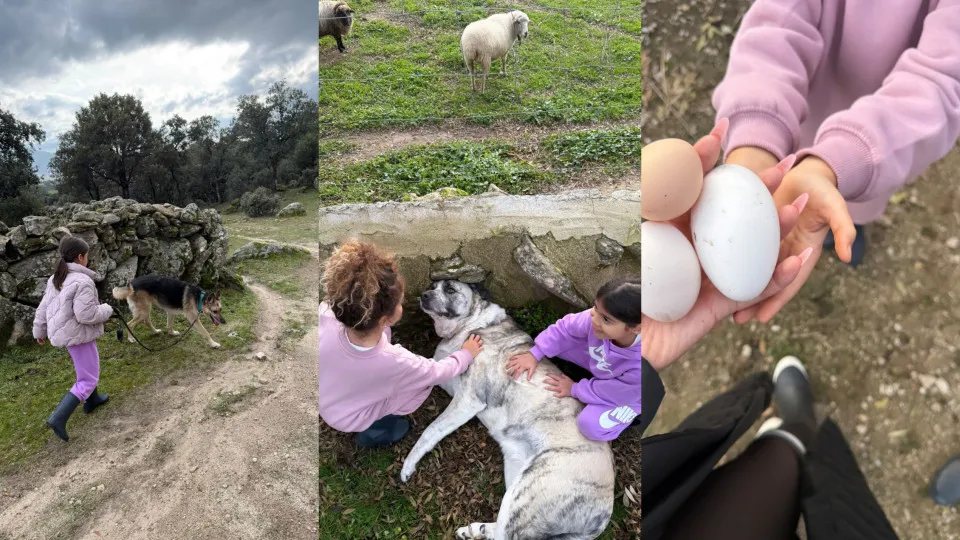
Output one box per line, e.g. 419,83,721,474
468,282,493,302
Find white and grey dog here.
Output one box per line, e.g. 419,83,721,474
401,280,615,540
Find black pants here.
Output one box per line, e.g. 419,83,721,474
662,436,802,540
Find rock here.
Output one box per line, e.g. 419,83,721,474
65,221,100,233
135,216,158,237
277,202,306,217
947,237,959,249
0,273,16,297
0,222,7,234
22,216,53,237
595,236,624,266
49,227,71,243
104,256,138,292
143,239,193,277
180,203,201,224
101,213,121,226
0,297,36,347
429,254,488,283
227,242,309,264
8,226,27,253
485,183,506,194
15,277,47,305
255,352,267,361
72,211,103,224
513,235,588,308
740,344,752,358
8,250,60,281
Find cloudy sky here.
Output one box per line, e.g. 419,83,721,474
0,0,318,176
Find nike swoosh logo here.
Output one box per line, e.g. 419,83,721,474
599,406,638,429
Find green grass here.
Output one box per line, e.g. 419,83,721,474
542,126,641,167
231,250,313,293
319,128,638,204
319,0,641,131
208,385,258,416
0,287,259,473
319,141,554,203
220,190,318,252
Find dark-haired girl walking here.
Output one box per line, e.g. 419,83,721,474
33,236,114,441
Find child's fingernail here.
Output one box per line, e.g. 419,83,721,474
799,247,814,264
711,117,729,139
779,154,797,171
793,193,809,213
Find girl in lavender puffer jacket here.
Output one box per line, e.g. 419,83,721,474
33,236,115,441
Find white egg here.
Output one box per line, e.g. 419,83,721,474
690,164,780,302
641,221,701,322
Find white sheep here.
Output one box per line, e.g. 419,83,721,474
460,10,531,93
319,1,355,53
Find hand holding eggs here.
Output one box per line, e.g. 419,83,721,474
641,138,781,322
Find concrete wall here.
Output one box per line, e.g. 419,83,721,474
318,189,640,308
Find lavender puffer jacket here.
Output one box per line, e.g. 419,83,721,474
33,263,114,348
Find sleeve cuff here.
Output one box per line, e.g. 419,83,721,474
796,129,875,202
530,345,546,361
722,110,796,162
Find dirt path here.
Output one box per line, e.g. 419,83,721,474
0,271,319,539
326,119,642,164
233,234,319,255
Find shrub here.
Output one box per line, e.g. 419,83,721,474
238,187,280,218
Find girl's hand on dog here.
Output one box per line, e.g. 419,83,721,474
506,352,538,381
463,334,484,358
545,373,574,398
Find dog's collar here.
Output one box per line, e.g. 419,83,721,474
197,292,205,314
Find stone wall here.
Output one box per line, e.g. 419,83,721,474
318,188,641,309
0,197,230,348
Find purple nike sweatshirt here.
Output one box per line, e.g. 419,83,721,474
530,310,641,408
712,0,960,224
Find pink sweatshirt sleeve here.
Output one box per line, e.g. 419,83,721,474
798,3,960,204
529,310,592,361
711,0,824,161
392,347,474,389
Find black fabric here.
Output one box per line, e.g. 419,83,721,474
801,418,900,540
638,357,664,435
662,437,802,540
641,372,774,540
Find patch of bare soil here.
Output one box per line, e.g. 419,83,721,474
325,119,642,165
644,1,960,537
0,267,319,539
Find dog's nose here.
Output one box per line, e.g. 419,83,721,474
420,291,430,302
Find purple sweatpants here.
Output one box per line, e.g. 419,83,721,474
67,341,100,401
577,403,639,441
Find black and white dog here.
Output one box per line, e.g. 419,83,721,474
403,280,615,540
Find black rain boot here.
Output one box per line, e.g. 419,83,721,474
356,415,411,448
83,387,110,414
46,392,82,442
754,356,819,455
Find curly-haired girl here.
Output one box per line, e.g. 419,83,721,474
318,239,483,447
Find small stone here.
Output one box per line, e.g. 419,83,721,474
190,466,199,473
96,484,104,491
255,352,267,361
856,425,868,435
740,345,752,359
771,325,781,333
222,484,228,489
893,323,903,332
947,237,959,249
252,458,258,463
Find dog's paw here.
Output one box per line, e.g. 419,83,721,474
169,330,181,336
400,461,416,483
209,342,221,349
456,523,489,539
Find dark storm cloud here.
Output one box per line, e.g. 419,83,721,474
0,0,317,93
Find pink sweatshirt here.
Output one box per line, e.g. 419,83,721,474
317,303,474,432
713,0,960,223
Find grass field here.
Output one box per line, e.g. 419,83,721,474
220,189,320,251
319,0,641,131
0,287,259,473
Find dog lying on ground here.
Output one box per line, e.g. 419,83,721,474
112,275,226,349
402,279,615,540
